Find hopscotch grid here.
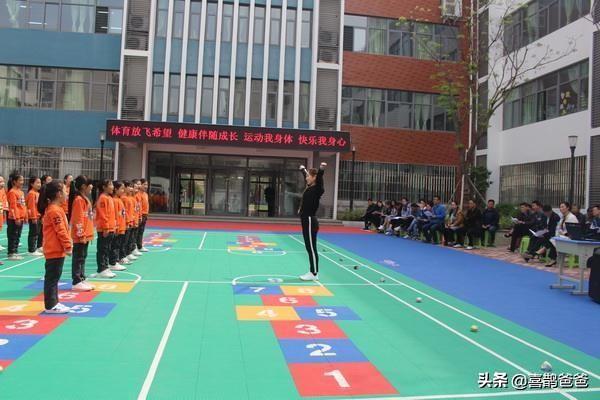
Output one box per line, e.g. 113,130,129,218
289,234,588,400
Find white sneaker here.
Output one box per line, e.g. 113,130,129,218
127,254,138,261
7,254,24,261
98,269,116,278
29,250,44,256
133,249,143,256
299,272,319,281
140,247,149,252
83,280,96,290
378,225,384,231
72,282,94,292
120,258,132,265
394,227,401,232
110,263,127,271
45,303,71,314
465,246,474,250
453,244,463,248
0,245,5,251
36,247,43,253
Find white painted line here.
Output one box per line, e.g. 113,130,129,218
289,235,579,400
296,235,600,381
198,232,207,250
138,281,189,400
0,256,43,273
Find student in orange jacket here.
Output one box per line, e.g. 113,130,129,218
62,174,73,220
40,180,73,314
110,181,129,270
26,176,43,256
95,179,117,278
135,178,150,253
130,179,144,258
6,172,27,260
0,175,7,257
122,181,139,262
69,176,96,291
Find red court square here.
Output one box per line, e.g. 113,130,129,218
288,362,398,397
261,295,317,307
0,315,67,335
271,320,347,339
31,290,98,303
0,360,13,369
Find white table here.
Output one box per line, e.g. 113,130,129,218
550,237,600,295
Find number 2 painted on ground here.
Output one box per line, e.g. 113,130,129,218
324,369,350,388
6,319,39,330
307,343,336,357
295,324,321,335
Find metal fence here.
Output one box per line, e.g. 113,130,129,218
338,160,456,203
0,145,114,181
499,156,587,207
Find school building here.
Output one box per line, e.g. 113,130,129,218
0,0,465,218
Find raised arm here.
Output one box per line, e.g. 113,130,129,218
299,165,308,179
317,162,326,189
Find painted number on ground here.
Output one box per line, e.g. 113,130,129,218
295,324,321,335
324,369,350,388
5,319,38,330
308,344,336,357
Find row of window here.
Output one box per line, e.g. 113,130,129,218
341,86,455,132
503,0,590,53
0,0,123,34
343,15,459,62
156,0,312,48
152,73,310,123
503,60,588,129
0,65,119,112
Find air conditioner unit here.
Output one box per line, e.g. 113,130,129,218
124,96,143,111
128,14,149,31
125,34,149,51
441,0,462,19
319,48,338,63
319,30,339,47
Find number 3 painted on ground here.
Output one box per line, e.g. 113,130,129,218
6,319,39,330
295,324,321,335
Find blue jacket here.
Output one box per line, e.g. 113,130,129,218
431,204,447,223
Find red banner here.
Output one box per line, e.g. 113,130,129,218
106,120,351,152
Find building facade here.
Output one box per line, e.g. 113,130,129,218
481,0,598,208
1,0,465,218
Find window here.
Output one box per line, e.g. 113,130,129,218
61,4,94,33
286,9,296,47
238,5,249,43
266,80,278,121
0,65,119,112
168,74,180,115
249,79,262,120
189,0,202,40
173,0,185,38
221,3,233,42
270,8,281,45
217,77,229,118
344,15,459,61
156,0,169,37
184,75,197,116
201,76,213,118
254,6,265,44
205,2,218,41
301,10,311,48
233,78,246,119
283,81,294,122
299,82,310,124
342,85,454,131
502,60,588,129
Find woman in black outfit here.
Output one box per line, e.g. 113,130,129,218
298,162,326,281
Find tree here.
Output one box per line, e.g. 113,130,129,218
399,0,577,204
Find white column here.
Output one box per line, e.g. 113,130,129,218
260,0,272,126
144,0,158,120
178,0,192,121
244,0,255,125
292,0,302,128
194,0,208,123
276,0,287,127
308,0,318,129
211,0,224,123
228,0,240,124
161,0,175,120
115,0,130,180
336,0,344,131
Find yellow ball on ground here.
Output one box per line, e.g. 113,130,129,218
470,325,479,332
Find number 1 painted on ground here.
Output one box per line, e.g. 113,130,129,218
324,369,350,388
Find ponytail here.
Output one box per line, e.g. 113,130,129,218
7,170,22,191
68,175,91,213
38,181,64,216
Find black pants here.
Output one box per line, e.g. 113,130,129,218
28,220,41,253
96,232,114,273
301,216,319,275
483,226,498,245
136,216,148,250
121,230,131,259
7,219,23,255
72,242,89,285
510,225,530,251
38,222,44,251
364,214,380,229
44,257,64,310
458,227,481,247
129,227,138,254
443,227,460,244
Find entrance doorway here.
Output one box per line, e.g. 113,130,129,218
176,170,207,215
248,172,279,217
210,170,245,215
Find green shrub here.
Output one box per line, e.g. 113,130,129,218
337,209,365,221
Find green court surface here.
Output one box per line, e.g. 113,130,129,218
0,228,598,400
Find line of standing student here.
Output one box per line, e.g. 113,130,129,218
0,171,150,313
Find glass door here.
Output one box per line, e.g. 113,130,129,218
248,172,279,217
177,170,207,215
210,170,245,215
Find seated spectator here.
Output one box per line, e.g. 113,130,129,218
392,198,413,234
571,204,587,226
460,199,482,250
546,201,580,267
443,201,463,246
363,198,381,230
481,199,500,247
422,195,446,244
406,200,428,239
380,200,398,234
523,204,560,263
506,202,535,252
589,205,600,238
377,200,394,232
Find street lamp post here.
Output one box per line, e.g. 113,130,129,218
99,132,106,180
568,135,578,206
349,146,356,212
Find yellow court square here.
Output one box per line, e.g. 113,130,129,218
236,306,300,321
0,300,45,316
280,286,333,297
88,281,137,293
